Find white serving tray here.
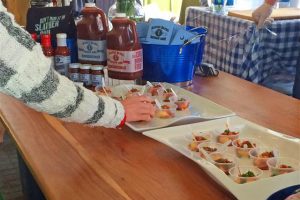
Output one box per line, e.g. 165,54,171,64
143,116,300,200
111,83,235,132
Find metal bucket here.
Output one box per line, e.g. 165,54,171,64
142,26,207,85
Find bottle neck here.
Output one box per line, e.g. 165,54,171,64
57,38,67,47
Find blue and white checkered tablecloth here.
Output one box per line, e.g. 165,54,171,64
186,7,300,83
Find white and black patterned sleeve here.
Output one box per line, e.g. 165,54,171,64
0,2,125,128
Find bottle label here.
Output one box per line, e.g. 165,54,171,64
55,55,70,76
91,74,103,87
77,39,107,62
107,49,143,73
69,72,80,82
80,73,91,86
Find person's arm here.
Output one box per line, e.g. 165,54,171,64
252,0,278,29
0,2,154,128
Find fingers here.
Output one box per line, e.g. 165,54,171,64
125,95,153,103
257,16,266,29
121,96,156,122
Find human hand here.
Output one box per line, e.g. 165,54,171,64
121,95,156,122
252,3,273,29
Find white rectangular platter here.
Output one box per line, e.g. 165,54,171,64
112,83,235,132
143,116,300,200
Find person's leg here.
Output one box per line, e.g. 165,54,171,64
0,122,5,144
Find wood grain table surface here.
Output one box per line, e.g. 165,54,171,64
0,72,299,200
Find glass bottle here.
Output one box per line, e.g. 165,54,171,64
108,0,145,22
55,33,71,76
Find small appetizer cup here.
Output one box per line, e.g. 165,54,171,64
158,88,176,103
155,104,177,119
232,138,260,158
209,152,237,175
267,157,300,176
126,87,140,98
95,86,112,97
148,84,162,96
217,128,240,145
185,131,212,152
229,166,263,184
249,147,279,170
197,141,226,158
173,96,190,111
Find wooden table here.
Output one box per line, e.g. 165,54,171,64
0,72,299,200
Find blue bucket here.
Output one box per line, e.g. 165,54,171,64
142,26,207,83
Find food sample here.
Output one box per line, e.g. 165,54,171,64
203,146,218,153
196,141,225,159
249,148,278,170
155,104,176,119
267,157,300,176
95,86,112,96
187,132,211,152
162,88,175,102
210,152,236,175
232,138,257,158
126,88,140,97
229,166,262,184
174,97,190,111
148,84,162,96
217,128,239,145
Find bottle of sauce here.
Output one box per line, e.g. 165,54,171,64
55,33,71,76
76,2,108,66
41,34,55,69
107,13,143,81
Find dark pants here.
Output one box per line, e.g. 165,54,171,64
17,152,46,200
292,55,300,99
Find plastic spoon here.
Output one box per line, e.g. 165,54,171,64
199,148,213,162
146,81,154,87
154,99,162,109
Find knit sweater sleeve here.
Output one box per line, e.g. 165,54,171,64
0,2,125,128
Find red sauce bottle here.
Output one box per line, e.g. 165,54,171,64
76,2,108,66
41,34,55,69
55,33,71,76
107,13,143,80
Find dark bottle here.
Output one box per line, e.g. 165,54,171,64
76,2,108,65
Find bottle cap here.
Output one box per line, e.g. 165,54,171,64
69,63,81,68
85,3,95,7
56,33,67,39
80,64,91,69
115,13,127,18
91,65,104,70
41,34,52,47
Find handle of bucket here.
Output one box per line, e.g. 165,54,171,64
179,34,206,54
